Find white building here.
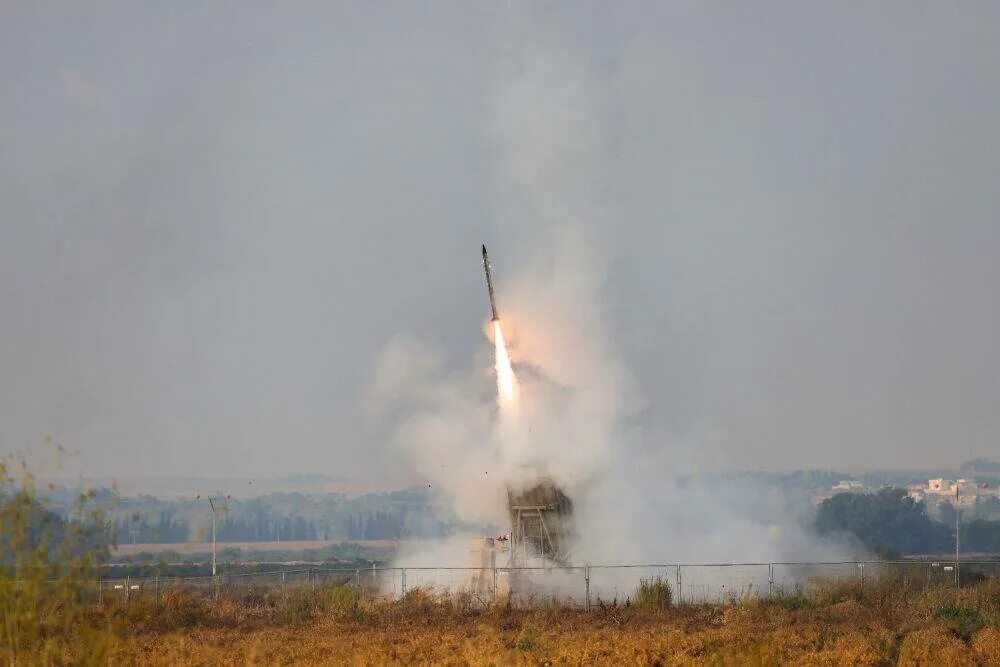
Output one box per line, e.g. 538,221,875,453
924,478,982,507
831,480,865,493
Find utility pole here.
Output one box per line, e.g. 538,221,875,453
209,497,218,577
201,494,230,578
955,483,961,589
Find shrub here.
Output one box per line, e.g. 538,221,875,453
282,588,321,624
634,577,672,613
514,626,539,651
326,584,364,620
398,587,437,618
0,456,114,663
809,578,860,606
768,592,812,611
935,603,982,639
122,588,210,632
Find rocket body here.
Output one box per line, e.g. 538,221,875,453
482,244,499,321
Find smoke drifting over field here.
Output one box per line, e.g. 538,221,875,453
371,29,846,565
4,4,1000,483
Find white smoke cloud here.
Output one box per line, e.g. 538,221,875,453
369,31,849,569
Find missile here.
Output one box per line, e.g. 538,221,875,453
482,244,499,321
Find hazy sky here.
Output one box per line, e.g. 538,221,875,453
2,2,998,478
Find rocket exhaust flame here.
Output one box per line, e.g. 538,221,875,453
493,319,517,407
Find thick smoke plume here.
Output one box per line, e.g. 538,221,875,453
370,35,847,568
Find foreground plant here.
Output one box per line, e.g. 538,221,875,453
0,456,113,664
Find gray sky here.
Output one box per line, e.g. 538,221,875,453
2,1,998,478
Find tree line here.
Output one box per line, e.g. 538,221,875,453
815,488,1000,556
114,509,421,544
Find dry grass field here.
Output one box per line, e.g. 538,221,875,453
11,578,1000,665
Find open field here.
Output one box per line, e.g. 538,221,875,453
11,578,1000,665
112,539,401,556
44,476,425,500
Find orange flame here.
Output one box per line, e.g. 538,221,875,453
493,320,517,407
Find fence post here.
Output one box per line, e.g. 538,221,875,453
154,575,159,603
125,576,130,604
401,568,406,597
281,571,286,591
355,568,361,589
584,564,591,612
675,565,682,605
768,563,774,598
859,562,865,598
493,566,498,602
98,578,103,605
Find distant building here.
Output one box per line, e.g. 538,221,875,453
812,480,866,505
923,478,983,508
926,478,964,495
831,480,865,493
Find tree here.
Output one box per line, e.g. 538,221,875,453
815,488,953,555
960,520,1000,553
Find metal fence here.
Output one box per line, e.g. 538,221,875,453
90,559,1000,607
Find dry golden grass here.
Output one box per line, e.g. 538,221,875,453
90,603,997,665
10,579,1000,665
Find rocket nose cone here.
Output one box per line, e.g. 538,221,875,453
482,244,487,255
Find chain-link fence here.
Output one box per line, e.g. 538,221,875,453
88,559,1000,608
